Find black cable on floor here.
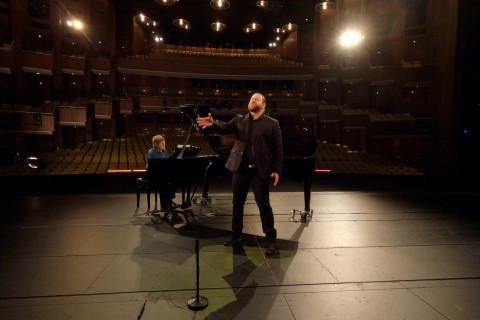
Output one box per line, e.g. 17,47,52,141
137,299,147,320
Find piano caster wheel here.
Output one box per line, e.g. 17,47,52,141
193,196,212,206
201,197,211,206
290,209,300,221
301,210,313,222
290,209,313,223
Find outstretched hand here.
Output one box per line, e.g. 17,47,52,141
271,172,279,187
197,113,214,129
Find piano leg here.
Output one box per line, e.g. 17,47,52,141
304,178,311,212
290,170,314,223
301,175,314,222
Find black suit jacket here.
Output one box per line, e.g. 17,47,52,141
211,113,283,179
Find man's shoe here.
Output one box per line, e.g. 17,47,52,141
265,239,279,255
224,235,243,246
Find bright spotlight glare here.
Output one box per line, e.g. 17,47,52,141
340,31,362,47
73,20,83,30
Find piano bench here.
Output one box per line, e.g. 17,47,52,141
136,178,158,210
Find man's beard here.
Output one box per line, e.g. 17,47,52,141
248,104,261,113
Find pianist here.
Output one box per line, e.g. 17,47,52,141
146,135,174,217
197,92,283,255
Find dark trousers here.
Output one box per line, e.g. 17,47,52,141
232,168,277,240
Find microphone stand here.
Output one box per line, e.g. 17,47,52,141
186,106,208,311
187,238,208,310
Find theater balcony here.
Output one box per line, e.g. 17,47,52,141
117,48,314,81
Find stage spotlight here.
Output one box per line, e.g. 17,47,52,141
66,19,84,30
339,31,363,47
155,0,180,5
315,0,336,11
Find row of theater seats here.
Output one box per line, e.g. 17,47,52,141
128,88,301,102
142,50,303,67
0,127,422,176
369,113,413,121
0,126,217,176
315,141,423,175
163,49,276,58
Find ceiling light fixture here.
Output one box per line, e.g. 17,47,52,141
135,14,151,24
66,19,84,30
258,0,283,12
210,0,230,10
244,22,262,33
273,27,282,33
155,0,180,5
211,21,226,32
339,30,363,47
315,0,336,11
256,1,268,7
173,18,191,30
282,23,298,32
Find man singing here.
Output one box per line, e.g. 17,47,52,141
197,92,283,255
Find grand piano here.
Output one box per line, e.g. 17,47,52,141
148,104,317,221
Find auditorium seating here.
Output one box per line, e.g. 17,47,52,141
0,125,217,175
141,48,302,67
1,96,428,177
0,132,422,177
128,87,301,102
315,141,423,175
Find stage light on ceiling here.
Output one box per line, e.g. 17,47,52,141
211,21,226,32
173,18,191,30
256,1,268,7
210,0,230,10
243,22,261,33
66,19,84,30
135,14,151,24
282,23,298,32
155,0,180,5
339,30,363,47
257,0,283,12
315,0,336,11
273,27,282,33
